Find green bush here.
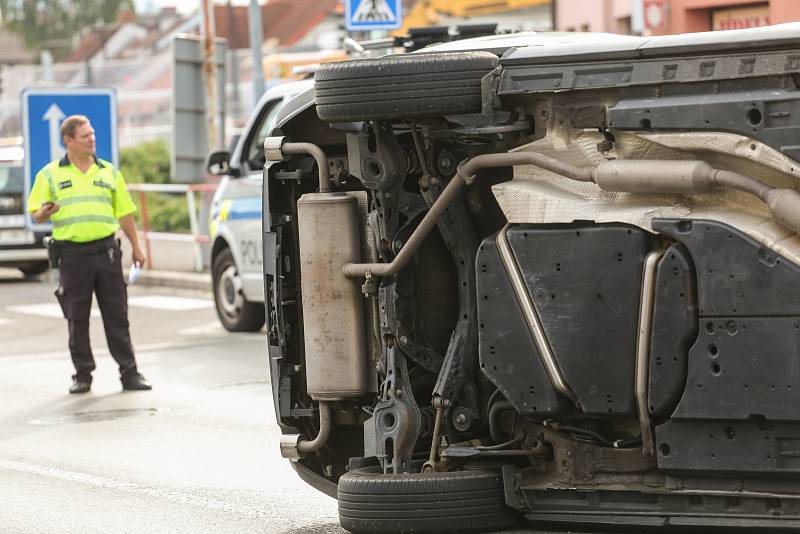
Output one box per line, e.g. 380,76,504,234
120,140,190,233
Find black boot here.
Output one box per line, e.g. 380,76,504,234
121,373,152,391
69,376,91,394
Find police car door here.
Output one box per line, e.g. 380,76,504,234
225,99,286,303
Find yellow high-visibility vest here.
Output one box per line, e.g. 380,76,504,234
27,155,137,242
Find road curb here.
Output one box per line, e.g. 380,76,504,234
127,269,211,291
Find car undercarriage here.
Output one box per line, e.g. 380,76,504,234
262,23,800,533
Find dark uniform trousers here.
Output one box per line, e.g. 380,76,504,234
55,236,138,383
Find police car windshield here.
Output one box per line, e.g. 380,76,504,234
0,165,23,194
248,100,287,169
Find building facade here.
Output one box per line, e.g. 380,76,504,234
556,0,799,36
557,0,636,34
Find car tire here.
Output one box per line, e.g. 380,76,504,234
19,261,49,277
314,52,499,122
212,248,265,332
337,464,520,534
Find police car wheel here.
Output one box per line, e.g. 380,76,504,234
337,463,521,534
314,51,499,122
212,248,265,332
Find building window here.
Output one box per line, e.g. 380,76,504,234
616,16,632,35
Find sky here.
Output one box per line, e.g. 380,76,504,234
133,0,256,16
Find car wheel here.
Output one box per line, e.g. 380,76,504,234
314,52,499,122
212,248,265,332
19,261,49,277
337,464,521,534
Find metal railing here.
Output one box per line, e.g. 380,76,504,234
126,182,217,272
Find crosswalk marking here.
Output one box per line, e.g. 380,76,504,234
7,303,100,319
6,295,212,318
178,321,223,336
127,295,212,311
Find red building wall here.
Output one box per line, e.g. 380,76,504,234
650,0,798,35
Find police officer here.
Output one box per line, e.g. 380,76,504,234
27,115,152,394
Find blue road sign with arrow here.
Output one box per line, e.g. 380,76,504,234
21,87,118,230
345,0,403,31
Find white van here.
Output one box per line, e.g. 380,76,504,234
0,144,49,276
206,80,312,331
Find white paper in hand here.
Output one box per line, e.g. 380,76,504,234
128,263,141,285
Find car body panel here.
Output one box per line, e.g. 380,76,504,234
210,186,264,300
210,80,313,303
418,22,800,63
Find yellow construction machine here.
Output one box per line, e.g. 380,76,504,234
394,0,551,35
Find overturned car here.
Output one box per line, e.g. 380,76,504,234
263,23,800,532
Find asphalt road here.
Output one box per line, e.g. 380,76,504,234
0,268,342,534
0,268,591,534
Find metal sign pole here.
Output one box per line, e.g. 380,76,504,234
249,0,266,104
171,36,226,183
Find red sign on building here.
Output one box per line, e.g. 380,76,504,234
712,5,770,31
644,0,668,34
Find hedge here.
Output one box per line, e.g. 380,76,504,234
119,140,190,233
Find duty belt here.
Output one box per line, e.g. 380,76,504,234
56,235,117,257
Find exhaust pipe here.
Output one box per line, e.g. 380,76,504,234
593,159,800,235
280,402,332,459
342,154,800,279
266,137,367,459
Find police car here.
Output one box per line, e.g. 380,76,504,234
0,143,49,276
206,80,313,331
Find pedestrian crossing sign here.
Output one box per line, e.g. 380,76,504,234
345,0,403,31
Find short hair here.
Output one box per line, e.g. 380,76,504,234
61,115,90,139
